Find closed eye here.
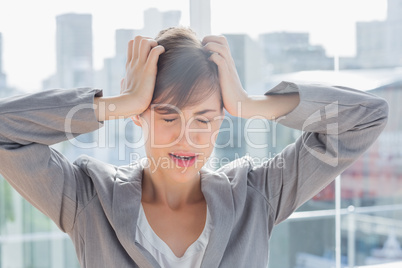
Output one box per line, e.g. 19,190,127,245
163,118,210,124
198,119,210,124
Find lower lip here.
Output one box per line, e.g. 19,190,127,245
169,154,197,167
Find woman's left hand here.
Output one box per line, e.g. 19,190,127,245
202,35,249,117
202,35,300,120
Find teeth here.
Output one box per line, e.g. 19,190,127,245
172,154,194,160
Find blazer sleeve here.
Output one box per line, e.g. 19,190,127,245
246,81,389,225
0,87,104,232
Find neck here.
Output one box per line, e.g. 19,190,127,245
141,166,204,210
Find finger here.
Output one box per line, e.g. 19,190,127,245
203,42,230,61
120,78,126,94
126,40,134,68
202,35,228,46
208,52,229,72
120,78,125,88
132,35,144,62
139,39,158,63
144,45,165,72
132,35,154,62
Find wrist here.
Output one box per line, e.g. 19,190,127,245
242,93,300,120
224,88,249,117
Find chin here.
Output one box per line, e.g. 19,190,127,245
169,167,200,182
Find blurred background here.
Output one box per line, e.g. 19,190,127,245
0,0,401,267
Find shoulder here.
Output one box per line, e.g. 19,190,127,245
201,155,256,185
72,155,143,208
73,154,117,178
216,155,254,176
73,154,144,181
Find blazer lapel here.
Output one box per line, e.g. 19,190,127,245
111,162,161,268
199,168,235,268
80,156,157,267
84,155,235,267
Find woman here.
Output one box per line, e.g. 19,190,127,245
0,26,389,267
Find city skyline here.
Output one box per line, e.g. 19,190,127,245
0,0,387,92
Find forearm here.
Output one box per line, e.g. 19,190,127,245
240,93,300,120
93,94,144,122
0,87,103,146
263,81,388,132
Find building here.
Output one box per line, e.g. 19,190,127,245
356,21,389,69
260,32,310,63
0,32,7,91
385,0,402,67
55,13,93,89
190,0,211,39
225,34,265,92
259,32,333,74
141,8,181,38
0,33,20,98
98,29,136,96
161,10,182,32
354,0,402,69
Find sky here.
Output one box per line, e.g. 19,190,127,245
0,0,387,92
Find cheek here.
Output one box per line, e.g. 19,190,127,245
146,122,181,146
197,123,221,150
208,121,223,144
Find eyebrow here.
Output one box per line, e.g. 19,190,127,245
194,109,217,115
154,107,217,115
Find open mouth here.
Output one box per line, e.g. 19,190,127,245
168,153,197,167
170,154,195,160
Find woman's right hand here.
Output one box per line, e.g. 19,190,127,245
120,36,165,114
94,36,164,122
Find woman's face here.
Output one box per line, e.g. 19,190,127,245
132,90,224,183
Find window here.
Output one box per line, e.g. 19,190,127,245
0,1,400,267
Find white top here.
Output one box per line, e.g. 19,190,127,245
135,202,212,268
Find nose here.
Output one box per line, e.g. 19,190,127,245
176,122,201,148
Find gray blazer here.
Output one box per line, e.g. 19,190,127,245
0,81,389,268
